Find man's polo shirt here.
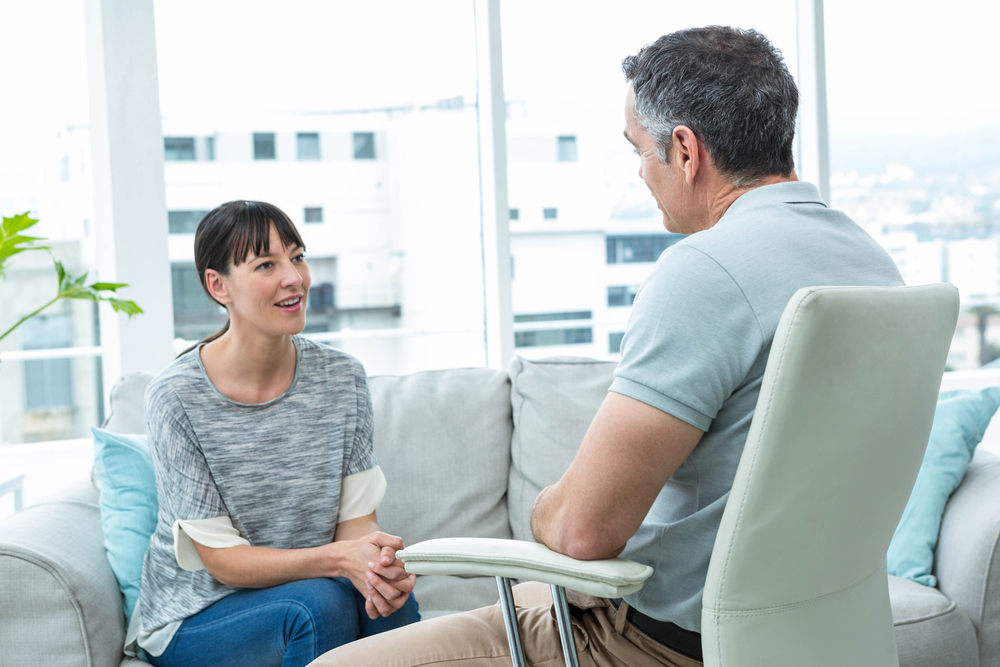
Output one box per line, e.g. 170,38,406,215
613,181,904,632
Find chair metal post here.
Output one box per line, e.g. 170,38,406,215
496,576,527,667
551,585,580,667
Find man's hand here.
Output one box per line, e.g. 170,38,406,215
530,391,704,560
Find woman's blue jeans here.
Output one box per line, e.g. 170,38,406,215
146,578,420,667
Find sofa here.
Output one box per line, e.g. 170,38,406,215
1,356,998,667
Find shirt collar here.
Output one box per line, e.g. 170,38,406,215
722,181,826,220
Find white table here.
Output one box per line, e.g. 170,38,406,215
0,471,25,513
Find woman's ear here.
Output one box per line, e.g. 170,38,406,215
204,269,233,306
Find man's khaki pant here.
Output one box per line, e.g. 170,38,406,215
308,582,703,667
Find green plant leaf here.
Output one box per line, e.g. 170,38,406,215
0,212,47,276
2,212,40,236
51,262,143,320
109,298,144,318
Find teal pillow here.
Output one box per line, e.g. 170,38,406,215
887,387,1000,586
91,427,158,621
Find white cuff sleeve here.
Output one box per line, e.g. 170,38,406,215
338,466,387,523
172,515,251,572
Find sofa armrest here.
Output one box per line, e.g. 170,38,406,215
398,537,653,598
0,480,126,667
935,449,1000,665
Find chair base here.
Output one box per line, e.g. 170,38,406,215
495,576,580,667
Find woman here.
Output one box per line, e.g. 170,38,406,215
131,200,419,667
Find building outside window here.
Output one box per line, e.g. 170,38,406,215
205,136,215,161
607,285,640,307
253,132,276,160
168,210,210,234
542,208,557,220
20,313,74,411
606,234,685,264
171,263,227,342
309,283,335,311
297,132,320,160
509,208,519,220
514,311,590,323
164,137,195,161
557,135,577,162
353,132,375,160
304,206,323,223
515,327,593,348
609,332,625,354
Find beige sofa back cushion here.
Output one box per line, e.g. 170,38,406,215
371,367,514,545
507,356,617,541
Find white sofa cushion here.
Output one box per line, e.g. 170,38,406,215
507,356,616,542
372,367,513,545
103,372,155,435
371,367,514,614
889,575,979,667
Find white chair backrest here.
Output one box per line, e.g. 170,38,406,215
702,284,959,667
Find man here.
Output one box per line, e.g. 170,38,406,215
311,26,903,667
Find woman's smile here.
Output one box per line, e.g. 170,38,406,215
275,295,304,312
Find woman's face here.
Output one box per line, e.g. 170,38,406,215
214,224,311,338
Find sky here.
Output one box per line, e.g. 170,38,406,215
1,0,997,215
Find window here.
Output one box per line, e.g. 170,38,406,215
168,210,210,234
826,0,998,370
509,208,519,220
304,206,323,223
542,208,557,220
557,135,577,162
353,132,375,160
297,133,320,160
514,311,591,323
205,136,215,161
171,263,227,341
21,313,74,411
609,332,625,354
515,327,593,348
309,283,335,311
606,234,685,264
171,264,218,317
153,2,487,378
164,137,195,161
607,285,640,307
254,132,276,160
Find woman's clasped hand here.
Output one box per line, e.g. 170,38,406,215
336,531,416,619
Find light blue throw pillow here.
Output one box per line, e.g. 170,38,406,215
887,387,1000,586
91,427,158,621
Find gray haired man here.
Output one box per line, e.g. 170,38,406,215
311,25,902,667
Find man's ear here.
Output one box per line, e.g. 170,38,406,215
204,269,232,306
670,125,701,185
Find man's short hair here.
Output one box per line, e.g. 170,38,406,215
622,26,798,187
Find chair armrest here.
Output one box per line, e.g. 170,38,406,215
397,537,653,598
935,449,1000,665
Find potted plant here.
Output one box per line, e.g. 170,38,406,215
0,212,142,352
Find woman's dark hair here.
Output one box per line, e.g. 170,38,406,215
179,200,305,356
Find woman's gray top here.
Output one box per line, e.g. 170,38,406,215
137,336,377,634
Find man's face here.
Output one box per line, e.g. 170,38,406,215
624,86,687,234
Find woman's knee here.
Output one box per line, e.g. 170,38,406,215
277,579,358,638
